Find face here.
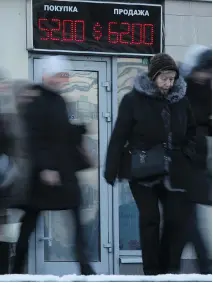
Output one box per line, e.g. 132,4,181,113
0,81,9,92
16,89,39,105
155,71,177,95
43,72,69,91
191,69,212,85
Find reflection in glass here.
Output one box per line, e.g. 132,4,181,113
44,71,100,261
117,58,148,251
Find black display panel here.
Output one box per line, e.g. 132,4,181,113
32,1,162,55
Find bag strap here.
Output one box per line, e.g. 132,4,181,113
161,104,172,172
128,101,172,149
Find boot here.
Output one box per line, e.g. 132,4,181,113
80,263,96,275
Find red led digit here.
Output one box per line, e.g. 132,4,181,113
120,22,131,44
143,24,154,45
38,18,50,40
50,19,61,41
62,20,74,42
108,22,119,44
93,22,102,41
131,23,143,45
74,20,85,42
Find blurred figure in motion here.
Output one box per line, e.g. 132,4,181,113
11,56,95,275
181,45,212,137
179,46,212,274
0,78,42,274
0,116,11,274
0,72,15,274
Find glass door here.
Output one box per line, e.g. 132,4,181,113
32,58,111,275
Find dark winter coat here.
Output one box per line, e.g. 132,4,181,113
0,117,10,155
22,85,88,211
186,78,212,136
0,116,12,213
104,74,211,205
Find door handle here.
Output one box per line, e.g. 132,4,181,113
39,212,52,247
39,236,52,247
102,112,111,123
103,242,112,253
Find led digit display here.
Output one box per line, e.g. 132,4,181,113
32,1,162,55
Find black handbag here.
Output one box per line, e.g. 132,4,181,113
130,106,172,180
130,144,168,180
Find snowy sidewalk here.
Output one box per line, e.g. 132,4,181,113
0,274,211,282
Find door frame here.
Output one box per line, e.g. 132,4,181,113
27,54,116,275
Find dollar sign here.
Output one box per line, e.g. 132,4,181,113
93,22,102,41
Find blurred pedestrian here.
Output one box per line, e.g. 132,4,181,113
0,77,33,274
0,116,11,274
11,56,95,275
181,46,212,137
178,46,212,274
0,72,17,274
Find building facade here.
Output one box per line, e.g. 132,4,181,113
0,0,212,275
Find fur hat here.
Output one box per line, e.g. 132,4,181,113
195,49,212,71
148,53,179,80
180,45,210,78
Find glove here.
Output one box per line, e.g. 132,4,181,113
71,124,87,135
106,179,115,187
78,124,87,135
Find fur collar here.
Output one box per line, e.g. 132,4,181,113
134,73,187,104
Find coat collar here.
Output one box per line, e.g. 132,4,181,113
134,73,187,104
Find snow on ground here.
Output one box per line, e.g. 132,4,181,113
0,274,211,282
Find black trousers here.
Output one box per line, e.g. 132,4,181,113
0,241,10,274
12,207,90,274
129,181,190,275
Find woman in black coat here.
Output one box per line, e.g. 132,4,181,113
104,53,208,275
22,84,84,211
12,72,95,275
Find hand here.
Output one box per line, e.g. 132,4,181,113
107,180,115,186
104,172,115,187
79,124,87,134
40,170,61,186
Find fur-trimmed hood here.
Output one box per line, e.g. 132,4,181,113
134,73,187,104
180,44,210,78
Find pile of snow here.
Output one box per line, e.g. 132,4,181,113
0,274,211,282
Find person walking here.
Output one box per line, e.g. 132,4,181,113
0,116,11,274
0,75,23,275
178,46,212,274
11,56,96,275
